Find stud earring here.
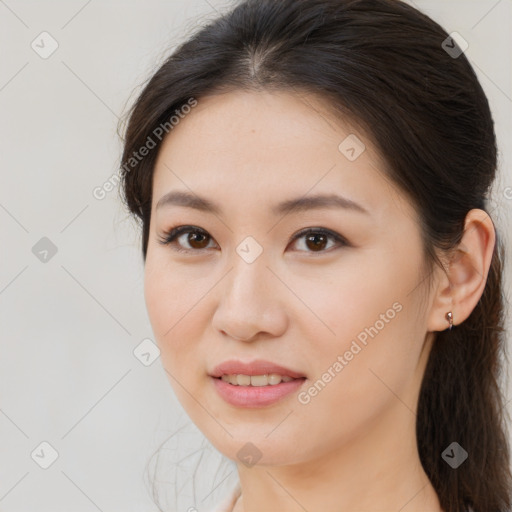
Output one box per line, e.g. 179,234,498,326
445,311,453,330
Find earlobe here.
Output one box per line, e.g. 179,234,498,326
426,208,496,332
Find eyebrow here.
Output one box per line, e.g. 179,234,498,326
155,190,369,216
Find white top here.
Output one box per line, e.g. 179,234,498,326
208,480,241,512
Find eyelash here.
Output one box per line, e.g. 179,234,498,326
157,225,349,255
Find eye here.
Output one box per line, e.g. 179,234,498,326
288,227,348,254
157,225,349,254
157,225,217,253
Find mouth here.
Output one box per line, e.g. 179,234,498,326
209,359,307,407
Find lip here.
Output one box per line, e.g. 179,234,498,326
209,359,307,408
211,376,306,408
210,359,306,379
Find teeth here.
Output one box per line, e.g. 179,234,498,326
220,373,296,386
237,374,251,386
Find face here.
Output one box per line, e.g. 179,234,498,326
144,89,435,466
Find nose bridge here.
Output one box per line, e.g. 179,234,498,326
224,247,270,308
212,244,286,340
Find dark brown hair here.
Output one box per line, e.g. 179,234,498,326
118,0,512,510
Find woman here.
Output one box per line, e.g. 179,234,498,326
118,0,512,510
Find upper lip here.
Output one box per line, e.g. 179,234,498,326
210,359,306,379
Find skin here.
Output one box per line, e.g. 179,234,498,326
144,89,495,512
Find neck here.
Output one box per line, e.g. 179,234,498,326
233,400,442,512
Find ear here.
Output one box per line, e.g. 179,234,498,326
427,209,496,332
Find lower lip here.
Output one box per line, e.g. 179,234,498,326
211,376,306,408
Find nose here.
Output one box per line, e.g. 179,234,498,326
211,253,288,342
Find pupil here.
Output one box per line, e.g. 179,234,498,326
307,234,326,251
190,232,208,248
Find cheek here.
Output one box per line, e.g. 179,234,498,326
144,263,175,340
285,252,401,347
143,256,204,362
290,302,417,461
144,252,196,335
294,249,423,405
144,260,210,411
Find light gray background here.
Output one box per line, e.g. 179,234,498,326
0,1,511,511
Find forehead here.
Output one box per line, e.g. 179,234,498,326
151,89,413,222
155,89,365,167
